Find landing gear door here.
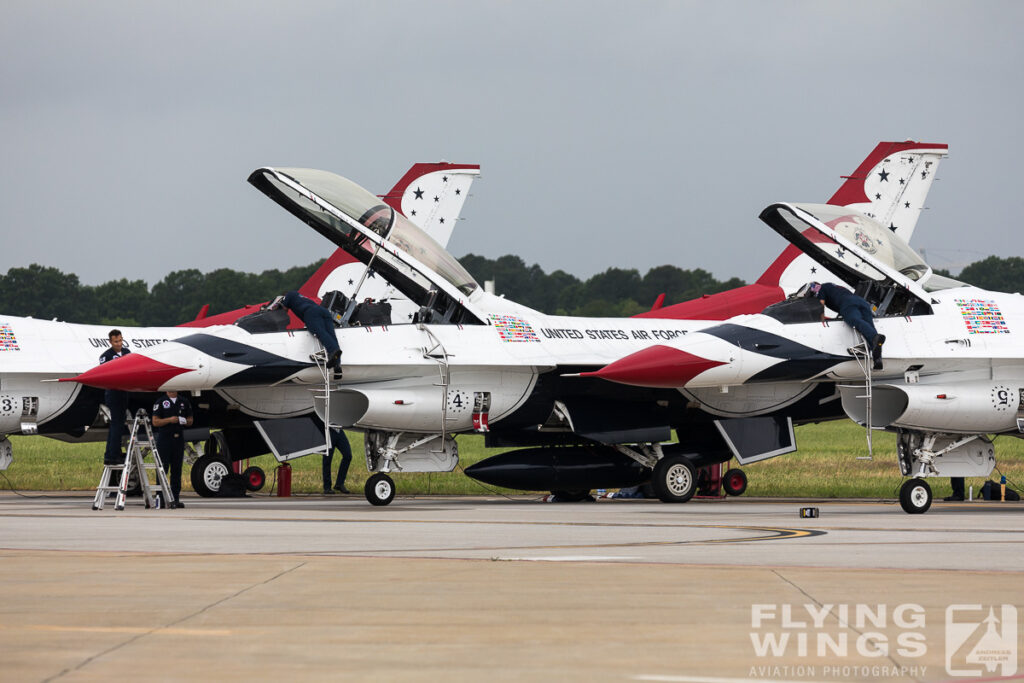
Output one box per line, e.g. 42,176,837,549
714,416,796,465
253,416,327,462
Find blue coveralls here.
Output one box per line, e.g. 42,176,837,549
818,283,878,343
152,393,193,504
283,291,340,358
321,428,353,491
99,345,131,464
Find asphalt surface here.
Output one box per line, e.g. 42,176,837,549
2,492,1022,681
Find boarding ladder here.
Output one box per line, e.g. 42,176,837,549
422,323,452,448
848,336,876,458
92,409,173,511
311,346,343,458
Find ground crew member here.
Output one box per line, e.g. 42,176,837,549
810,282,885,369
280,291,342,370
322,427,353,494
99,329,131,465
152,390,193,508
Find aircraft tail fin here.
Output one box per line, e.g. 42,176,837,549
755,140,948,296
827,140,948,241
381,162,480,246
635,141,948,321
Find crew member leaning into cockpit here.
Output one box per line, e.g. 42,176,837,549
277,291,342,370
808,282,885,370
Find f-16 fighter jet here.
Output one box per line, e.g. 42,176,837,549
586,202,1023,513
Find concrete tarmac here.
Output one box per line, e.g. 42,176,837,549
1,492,1022,682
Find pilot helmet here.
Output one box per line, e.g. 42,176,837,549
795,282,821,298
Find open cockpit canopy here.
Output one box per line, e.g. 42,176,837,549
759,203,936,317
761,203,932,286
249,167,482,324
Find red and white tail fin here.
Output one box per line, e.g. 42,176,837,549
180,162,480,327
382,163,480,246
761,141,947,296
297,162,479,303
636,141,948,321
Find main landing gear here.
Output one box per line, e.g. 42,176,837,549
651,455,698,503
189,433,266,497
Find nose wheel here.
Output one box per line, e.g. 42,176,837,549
365,472,396,506
899,478,932,514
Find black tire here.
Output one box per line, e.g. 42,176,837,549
125,468,143,497
203,431,228,459
365,473,396,506
652,455,697,503
242,466,266,492
549,490,592,502
191,454,230,498
899,478,932,514
722,468,748,497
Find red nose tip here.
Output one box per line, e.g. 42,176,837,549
580,344,726,388
60,353,191,392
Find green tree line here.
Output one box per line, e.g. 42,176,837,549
2,255,1023,326
0,262,322,326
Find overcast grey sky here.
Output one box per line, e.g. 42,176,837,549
2,1,1021,287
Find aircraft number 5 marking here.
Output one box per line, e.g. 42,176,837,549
991,385,1013,411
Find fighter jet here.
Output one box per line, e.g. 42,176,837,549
67,147,954,507
586,201,1023,514
0,162,480,492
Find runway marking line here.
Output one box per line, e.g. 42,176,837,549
0,624,232,636
2,547,1024,574
250,525,825,556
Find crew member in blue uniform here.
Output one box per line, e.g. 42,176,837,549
280,291,342,370
99,329,131,465
152,390,194,508
809,282,885,369
322,427,353,494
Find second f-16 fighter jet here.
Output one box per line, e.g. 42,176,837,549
69,159,990,513
586,202,1024,513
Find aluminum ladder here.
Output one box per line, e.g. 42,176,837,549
848,337,876,458
92,409,174,510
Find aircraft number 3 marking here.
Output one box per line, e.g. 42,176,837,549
447,390,470,415
990,385,1014,412
0,395,16,416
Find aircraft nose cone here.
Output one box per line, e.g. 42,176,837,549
60,353,191,392
580,344,726,388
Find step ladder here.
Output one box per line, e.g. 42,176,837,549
848,336,875,458
92,409,174,511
